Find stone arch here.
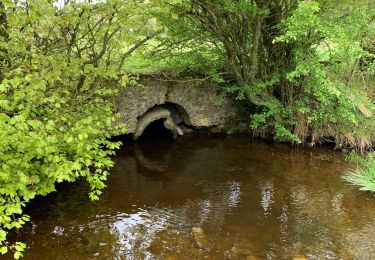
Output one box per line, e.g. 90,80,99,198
133,103,191,141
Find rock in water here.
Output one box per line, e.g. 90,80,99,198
191,227,209,249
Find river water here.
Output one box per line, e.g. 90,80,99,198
13,136,375,259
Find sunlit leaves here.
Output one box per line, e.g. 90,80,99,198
269,0,375,143
156,0,374,145
274,1,321,43
0,0,143,257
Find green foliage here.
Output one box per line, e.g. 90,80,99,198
0,0,160,257
272,0,375,147
153,0,374,147
129,0,226,77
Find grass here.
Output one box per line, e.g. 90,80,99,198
343,152,375,192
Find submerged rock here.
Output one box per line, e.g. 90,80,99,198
191,227,209,249
224,240,255,259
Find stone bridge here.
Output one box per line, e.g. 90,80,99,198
115,76,248,139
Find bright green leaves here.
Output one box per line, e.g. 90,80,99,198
0,246,8,255
0,198,28,259
275,1,321,43
13,242,26,259
0,230,6,241
268,0,375,145
0,0,137,257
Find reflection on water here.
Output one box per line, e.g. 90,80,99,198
12,136,375,259
259,179,274,216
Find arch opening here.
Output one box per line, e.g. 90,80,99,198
137,118,175,142
134,103,191,141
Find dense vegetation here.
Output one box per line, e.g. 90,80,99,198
0,0,159,257
154,0,374,148
0,0,374,258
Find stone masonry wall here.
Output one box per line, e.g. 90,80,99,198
115,76,249,136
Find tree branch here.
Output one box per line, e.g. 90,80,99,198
117,28,164,71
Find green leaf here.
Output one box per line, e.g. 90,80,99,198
0,246,8,254
14,251,23,259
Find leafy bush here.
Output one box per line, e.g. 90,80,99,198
0,0,159,257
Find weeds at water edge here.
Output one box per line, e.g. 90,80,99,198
343,152,375,192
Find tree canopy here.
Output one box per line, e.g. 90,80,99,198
150,0,374,149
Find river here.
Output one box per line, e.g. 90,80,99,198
12,136,375,259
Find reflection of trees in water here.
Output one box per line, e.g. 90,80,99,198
109,210,171,259
258,179,275,216
101,139,246,258
109,139,375,259
87,181,244,258
21,138,375,259
229,143,375,259
284,182,375,259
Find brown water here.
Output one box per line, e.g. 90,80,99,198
12,136,375,259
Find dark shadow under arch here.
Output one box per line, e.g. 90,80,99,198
134,102,191,141
137,118,175,142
